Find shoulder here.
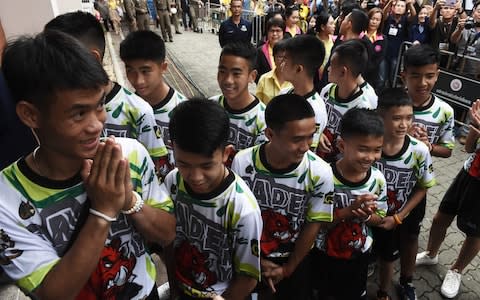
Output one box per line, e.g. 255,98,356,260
173,90,188,103
306,151,332,172
433,95,454,114
408,135,430,154
320,83,335,98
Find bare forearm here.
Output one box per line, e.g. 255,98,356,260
431,144,452,158
34,216,110,300
283,222,321,275
128,205,176,246
397,188,427,220
222,275,257,300
465,127,480,153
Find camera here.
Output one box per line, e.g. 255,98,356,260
464,17,476,29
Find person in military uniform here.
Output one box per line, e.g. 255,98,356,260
135,0,150,30
156,0,174,41
170,0,183,34
124,0,138,31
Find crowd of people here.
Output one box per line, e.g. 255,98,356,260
0,0,480,300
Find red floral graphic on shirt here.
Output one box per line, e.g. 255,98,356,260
469,152,480,178
387,189,402,214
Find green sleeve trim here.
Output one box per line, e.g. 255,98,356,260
146,197,174,213
145,255,157,282
419,179,436,189
307,212,333,223
440,142,455,150
17,259,59,292
148,147,169,159
235,261,261,280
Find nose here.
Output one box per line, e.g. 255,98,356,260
88,110,105,134
188,167,203,183
134,74,145,87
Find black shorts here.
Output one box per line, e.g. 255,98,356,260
439,168,480,237
401,195,426,236
255,253,313,300
311,248,368,300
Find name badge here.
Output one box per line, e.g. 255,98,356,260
439,42,448,50
388,27,398,36
241,25,247,31
467,45,476,56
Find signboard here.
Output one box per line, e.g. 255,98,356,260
433,69,479,109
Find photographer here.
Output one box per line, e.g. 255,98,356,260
450,1,480,79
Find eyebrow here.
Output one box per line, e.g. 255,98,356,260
66,92,106,113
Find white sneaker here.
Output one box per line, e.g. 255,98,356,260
415,251,438,266
441,269,462,298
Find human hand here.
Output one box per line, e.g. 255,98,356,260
261,259,281,293
436,0,446,8
378,216,397,230
212,295,225,300
262,266,285,287
457,17,466,30
318,133,333,153
351,194,378,217
81,137,131,218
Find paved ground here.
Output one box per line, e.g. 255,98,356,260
1,26,479,299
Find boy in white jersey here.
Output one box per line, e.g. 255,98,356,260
313,108,387,300
232,94,335,300
402,44,455,158
163,99,262,299
416,100,480,298
210,42,267,167
0,30,175,299
45,12,172,179
120,30,187,165
318,39,377,163
279,35,328,152
373,89,436,300
399,44,455,299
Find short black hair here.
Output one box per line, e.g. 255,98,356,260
340,108,384,139
349,9,369,34
2,30,108,109
272,39,287,56
220,42,257,70
341,0,361,17
265,93,315,131
120,30,166,62
315,11,331,33
283,35,325,78
44,11,106,59
285,4,300,18
266,17,286,32
403,44,439,70
169,98,230,156
333,39,368,77
377,88,412,113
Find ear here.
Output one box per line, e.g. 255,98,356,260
400,70,406,85
91,49,103,63
336,136,345,154
265,127,274,141
16,101,42,129
248,69,258,83
222,144,235,164
160,61,169,74
296,64,304,74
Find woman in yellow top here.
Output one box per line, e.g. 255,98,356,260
284,5,303,38
315,11,335,78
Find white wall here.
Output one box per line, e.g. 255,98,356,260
0,0,86,39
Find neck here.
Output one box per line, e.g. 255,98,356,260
337,80,358,99
232,15,241,23
265,143,293,169
317,31,330,40
367,28,376,36
382,134,405,155
28,146,83,181
146,81,170,106
226,92,254,110
343,31,359,41
336,159,367,183
106,80,114,95
412,94,432,108
293,80,314,96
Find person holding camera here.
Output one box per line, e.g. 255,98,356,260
450,1,480,79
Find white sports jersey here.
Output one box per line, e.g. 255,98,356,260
315,164,387,259
232,144,334,258
318,83,377,163
375,135,436,214
162,169,262,298
412,95,455,150
0,138,173,299
283,88,328,151
151,87,187,164
359,81,378,108
210,95,267,165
